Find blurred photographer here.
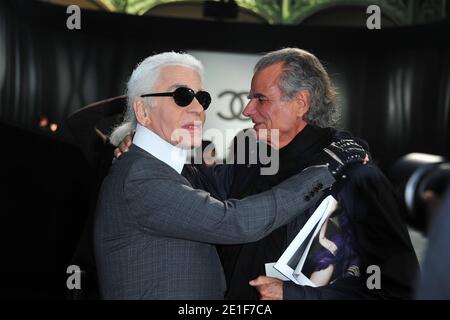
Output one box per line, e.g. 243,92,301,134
415,164,450,299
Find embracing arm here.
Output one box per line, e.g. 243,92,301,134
125,159,335,245
193,164,236,200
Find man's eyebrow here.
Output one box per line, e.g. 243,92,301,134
167,83,188,91
167,83,205,92
249,92,267,99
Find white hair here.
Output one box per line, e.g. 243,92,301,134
109,52,204,146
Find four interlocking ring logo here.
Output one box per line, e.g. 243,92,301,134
216,91,249,121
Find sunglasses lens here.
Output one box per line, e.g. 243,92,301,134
173,87,195,106
196,91,211,110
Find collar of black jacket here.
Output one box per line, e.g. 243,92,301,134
278,124,334,168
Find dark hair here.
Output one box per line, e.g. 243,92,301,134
255,48,339,127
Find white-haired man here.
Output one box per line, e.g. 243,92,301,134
94,52,364,299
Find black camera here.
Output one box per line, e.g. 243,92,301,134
389,153,450,234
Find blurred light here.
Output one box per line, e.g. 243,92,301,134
50,123,58,132
39,117,48,127
404,153,445,163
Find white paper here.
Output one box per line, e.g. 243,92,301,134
274,195,339,287
265,263,290,281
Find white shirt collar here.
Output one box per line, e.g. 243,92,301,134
133,124,187,174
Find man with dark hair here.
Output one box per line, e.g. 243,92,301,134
219,48,418,300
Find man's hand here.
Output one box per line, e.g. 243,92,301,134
249,276,283,300
113,130,134,158
310,138,369,179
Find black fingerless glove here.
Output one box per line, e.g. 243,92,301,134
311,139,367,179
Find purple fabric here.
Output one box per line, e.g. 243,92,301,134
311,212,360,280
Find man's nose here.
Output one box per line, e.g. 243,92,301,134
243,100,255,117
187,97,204,114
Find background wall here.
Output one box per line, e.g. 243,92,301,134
187,50,257,159
1,0,449,166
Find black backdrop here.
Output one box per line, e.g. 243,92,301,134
0,0,449,298
1,0,449,166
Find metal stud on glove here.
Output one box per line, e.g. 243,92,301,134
312,139,368,180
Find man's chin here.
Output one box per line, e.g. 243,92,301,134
172,129,202,149
255,128,279,148
178,136,202,149
255,128,268,141
177,143,197,150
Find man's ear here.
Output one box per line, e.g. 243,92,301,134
295,90,310,118
133,99,150,126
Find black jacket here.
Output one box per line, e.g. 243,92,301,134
215,125,419,300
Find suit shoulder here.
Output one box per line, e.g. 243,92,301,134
118,148,186,182
110,149,154,181
119,149,155,169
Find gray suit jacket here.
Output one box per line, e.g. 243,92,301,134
94,145,335,299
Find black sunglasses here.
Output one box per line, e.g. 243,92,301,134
140,87,211,110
